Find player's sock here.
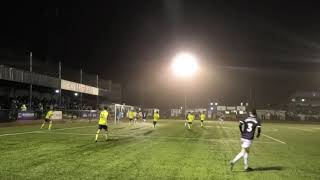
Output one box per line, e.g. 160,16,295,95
104,132,108,141
188,124,191,129
40,123,45,129
232,149,245,164
243,152,249,169
95,130,100,142
184,122,187,127
229,161,235,171
48,122,52,130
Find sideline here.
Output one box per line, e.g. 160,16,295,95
262,134,287,144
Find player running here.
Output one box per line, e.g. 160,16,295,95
185,112,190,127
187,112,194,129
142,111,147,122
219,114,225,124
133,110,138,125
230,108,261,171
200,112,206,127
128,109,135,126
95,106,109,142
153,111,160,128
40,107,54,130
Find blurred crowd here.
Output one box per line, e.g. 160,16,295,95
0,96,95,111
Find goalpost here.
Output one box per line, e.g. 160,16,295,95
114,104,135,124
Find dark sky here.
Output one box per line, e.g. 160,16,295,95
1,1,320,108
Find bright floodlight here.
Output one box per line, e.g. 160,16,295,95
172,52,198,77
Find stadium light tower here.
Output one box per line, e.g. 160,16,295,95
172,52,198,77
171,52,198,116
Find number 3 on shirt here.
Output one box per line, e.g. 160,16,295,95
247,123,253,132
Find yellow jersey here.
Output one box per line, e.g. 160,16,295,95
45,110,53,119
128,111,134,119
200,113,206,121
153,113,160,121
187,114,193,122
99,110,109,125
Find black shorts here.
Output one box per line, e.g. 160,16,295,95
201,120,204,122
129,118,133,121
188,122,192,124
45,118,51,122
98,125,108,131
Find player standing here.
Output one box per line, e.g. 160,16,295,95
153,111,160,128
200,112,206,127
230,108,261,171
95,106,109,142
40,107,54,130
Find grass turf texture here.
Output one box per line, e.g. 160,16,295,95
0,120,319,180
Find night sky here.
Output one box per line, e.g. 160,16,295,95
1,1,320,108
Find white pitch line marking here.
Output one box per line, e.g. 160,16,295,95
288,127,314,132
52,125,96,131
13,131,278,144
0,130,41,137
262,134,287,144
0,125,96,137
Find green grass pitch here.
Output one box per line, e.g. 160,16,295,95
0,120,319,180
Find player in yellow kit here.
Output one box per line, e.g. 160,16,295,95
153,111,160,128
128,109,135,126
185,112,190,127
95,106,109,142
187,112,194,129
200,112,206,127
40,107,54,130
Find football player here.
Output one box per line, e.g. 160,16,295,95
230,108,261,171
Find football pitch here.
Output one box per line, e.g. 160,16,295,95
0,120,319,180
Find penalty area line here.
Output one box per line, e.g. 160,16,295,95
262,134,287,145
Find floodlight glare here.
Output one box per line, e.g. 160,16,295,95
55,89,60,93
172,52,198,77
